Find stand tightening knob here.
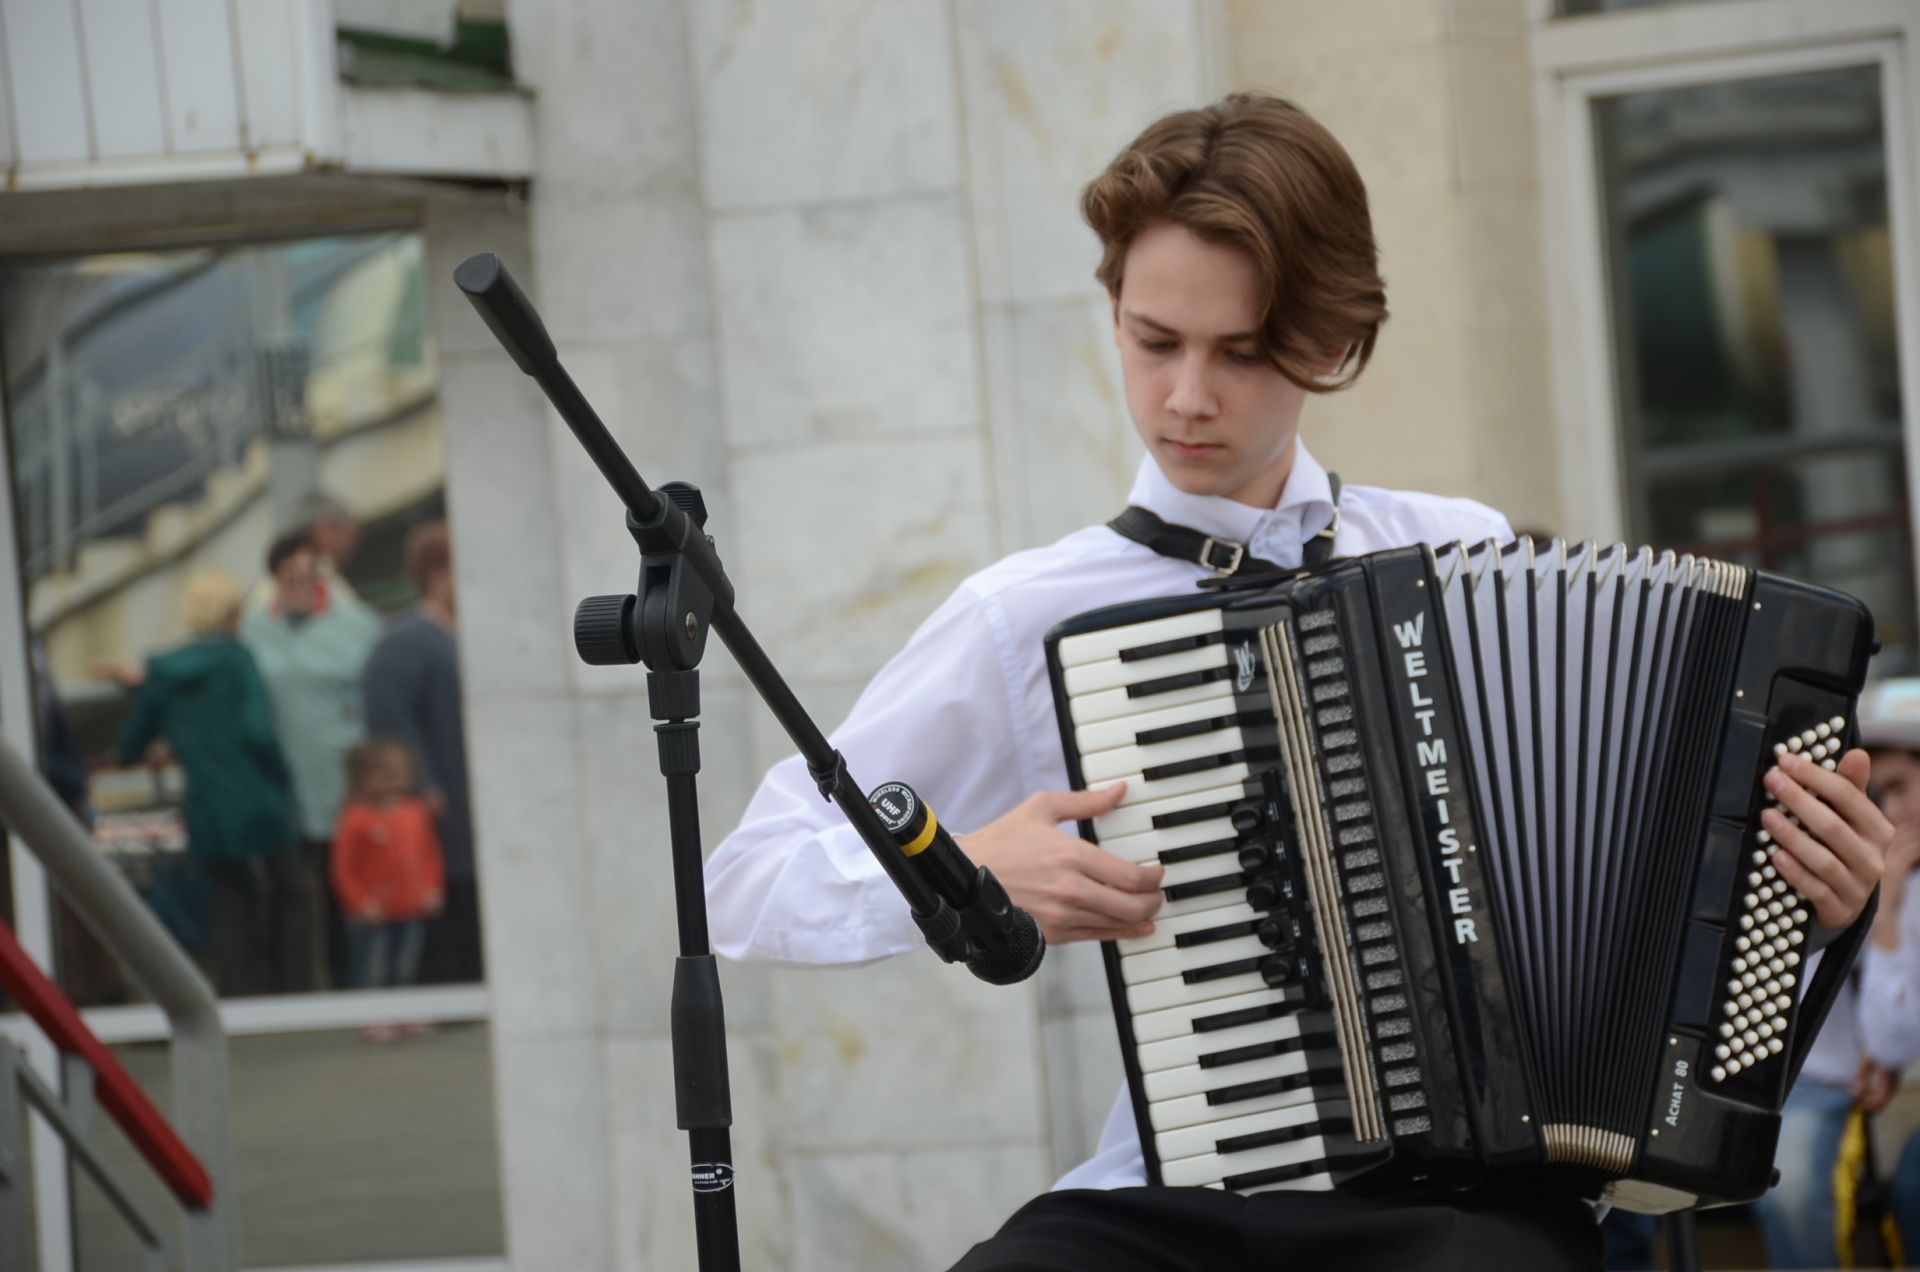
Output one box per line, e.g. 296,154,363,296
575,593,639,665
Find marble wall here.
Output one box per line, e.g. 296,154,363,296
469,1,1559,1268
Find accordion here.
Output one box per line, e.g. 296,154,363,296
1044,539,1875,1212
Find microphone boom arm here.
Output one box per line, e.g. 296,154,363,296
453,251,1041,980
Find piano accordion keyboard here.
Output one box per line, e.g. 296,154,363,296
1056,600,1415,1192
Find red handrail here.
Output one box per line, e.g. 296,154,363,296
0,919,213,1209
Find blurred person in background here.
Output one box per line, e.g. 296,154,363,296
251,489,363,613
330,740,443,1039
243,528,382,988
110,570,308,995
1756,677,1920,1267
362,520,480,983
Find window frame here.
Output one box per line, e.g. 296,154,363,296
0,219,493,1272
1528,0,1920,569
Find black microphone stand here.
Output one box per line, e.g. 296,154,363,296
454,252,1035,1272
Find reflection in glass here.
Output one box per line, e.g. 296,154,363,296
0,233,478,1003
1598,65,1912,667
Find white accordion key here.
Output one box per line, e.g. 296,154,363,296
1136,1012,1303,1073
1080,726,1254,784
1101,817,1239,868
1114,762,1255,808
1054,608,1226,667
1071,678,1234,727
1161,1124,1329,1187
1128,987,1290,1043
1156,1099,1324,1166
1122,932,1272,989
1062,644,1227,696
1074,687,1238,755
1127,961,1268,1015
1147,1057,1317,1131
1093,781,1248,840
1120,906,1266,958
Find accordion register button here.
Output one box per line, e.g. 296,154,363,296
1246,880,1283,910
1256,918,1293,951
1692,823,1745,922
1674,922,1725,1028
1230,803,1266,833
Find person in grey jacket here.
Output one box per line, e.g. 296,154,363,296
362,521,481,983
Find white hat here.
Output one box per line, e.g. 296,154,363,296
1857,677,1920,752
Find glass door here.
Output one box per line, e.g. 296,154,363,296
1598,62,1914,664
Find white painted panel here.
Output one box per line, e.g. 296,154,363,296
1,0,92,164
76,0,166,158
155,0,242,152
235,0,302,148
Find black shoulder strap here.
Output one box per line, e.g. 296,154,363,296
1108,473,1343,578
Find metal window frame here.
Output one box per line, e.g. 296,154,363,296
1527,0,1920,572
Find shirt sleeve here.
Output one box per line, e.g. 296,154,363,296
1857,879,1920,1069
704,582,1033,969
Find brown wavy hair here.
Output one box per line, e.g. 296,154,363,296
1081,93,1387,391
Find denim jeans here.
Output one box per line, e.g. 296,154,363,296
1755,1079,1855,1268
346,918,427,990
1889,1126,1920,1258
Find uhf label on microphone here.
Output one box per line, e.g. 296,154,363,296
869,781,918,833
691,1163,735,1193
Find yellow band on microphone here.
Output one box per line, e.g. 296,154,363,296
900,808,940,858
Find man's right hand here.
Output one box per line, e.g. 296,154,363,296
956,783,1165,945
1855,1056,1901,1115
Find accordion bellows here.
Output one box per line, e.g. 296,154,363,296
1045,539,1875,1212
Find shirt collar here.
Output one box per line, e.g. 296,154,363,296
1125,440,1337,570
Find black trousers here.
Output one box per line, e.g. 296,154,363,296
949,1185,1602,1272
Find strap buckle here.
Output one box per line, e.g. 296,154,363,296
1197,536,1246,576
1314,505,1341,543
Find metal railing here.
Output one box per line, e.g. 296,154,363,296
0,734,234,1270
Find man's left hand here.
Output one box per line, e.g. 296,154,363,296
1763,748,1892,930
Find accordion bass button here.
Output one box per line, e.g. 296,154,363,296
1260,956,1303,988
1256,918,1294,951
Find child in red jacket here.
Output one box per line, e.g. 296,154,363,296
331,740,443,1037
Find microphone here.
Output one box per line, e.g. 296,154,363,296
867,781,1045,985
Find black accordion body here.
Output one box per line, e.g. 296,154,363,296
1044,539,1875,1212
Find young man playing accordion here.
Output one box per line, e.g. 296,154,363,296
704,93,1892,1272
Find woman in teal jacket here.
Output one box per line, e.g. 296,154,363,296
114,571,313,995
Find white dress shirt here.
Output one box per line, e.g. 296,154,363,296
1795,876,1920,1089
704,442,1512,1189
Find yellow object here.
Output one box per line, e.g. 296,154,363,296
1834,1105,1867,1266
901,808,939,858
